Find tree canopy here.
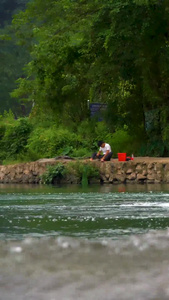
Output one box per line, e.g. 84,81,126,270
2,0,169,155
13,0,169,130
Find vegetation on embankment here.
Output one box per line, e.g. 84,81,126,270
0,158,169,185
40,162,100,185
0,111,139,165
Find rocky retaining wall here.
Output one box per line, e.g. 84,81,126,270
1,158,169,184
98,161,168,184
0,159,57,184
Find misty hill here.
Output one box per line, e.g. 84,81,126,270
0,0,28,27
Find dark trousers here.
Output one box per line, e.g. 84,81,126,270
91,152,113,161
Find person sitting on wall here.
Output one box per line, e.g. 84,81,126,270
90,141,113,162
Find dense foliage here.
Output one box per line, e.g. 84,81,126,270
1,0,169,161
40,162,99,185
0,111,137,164
40,163,66,184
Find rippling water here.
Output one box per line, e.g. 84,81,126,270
0,183,169,299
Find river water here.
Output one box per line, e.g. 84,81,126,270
0,183,169,300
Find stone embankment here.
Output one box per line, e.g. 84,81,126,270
1,157,169,184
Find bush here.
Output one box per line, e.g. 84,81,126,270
0,118,32,161
0,109,149,164
27,126,79,158
110,129,140,157
40,163,66,184
138,139,168,157
72,148,91,158
0,110,15,126
65,161,99,182
77,120,113,150
0,125,6,141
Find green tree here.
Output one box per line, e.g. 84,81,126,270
11,0,169,154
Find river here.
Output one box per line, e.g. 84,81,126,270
0,183,169,299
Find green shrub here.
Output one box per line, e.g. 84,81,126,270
27,126,78,158
0,108,149,164
65,161,99,182
110,129,139,157
0,110,15,126
72,148,91,158
0,125,6,140
40,163,66,184
77,120,113,150
138,139,167,157
1,118,32,161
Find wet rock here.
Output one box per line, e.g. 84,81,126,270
127,173,136,180
137,174,147,181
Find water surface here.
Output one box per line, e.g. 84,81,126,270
1,183,169,300
0,183,169,240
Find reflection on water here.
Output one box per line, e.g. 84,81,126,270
0,183,169,299
2,182,169,193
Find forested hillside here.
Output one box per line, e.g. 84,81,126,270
0,0,27,26
1,0,169,163
0,0,29,115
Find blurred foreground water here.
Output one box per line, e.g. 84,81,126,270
0,183,169,300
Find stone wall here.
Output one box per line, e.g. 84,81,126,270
97,161,167,184
0,159,57,184
0,158,169,184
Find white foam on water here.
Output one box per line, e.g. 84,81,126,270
121,202,169,207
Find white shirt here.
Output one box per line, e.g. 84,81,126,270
99,143,111,155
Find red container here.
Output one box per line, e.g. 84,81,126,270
118,153,126,161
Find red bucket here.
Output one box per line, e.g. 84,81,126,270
118,153,126,161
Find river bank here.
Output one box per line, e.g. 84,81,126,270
1,157,169,184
